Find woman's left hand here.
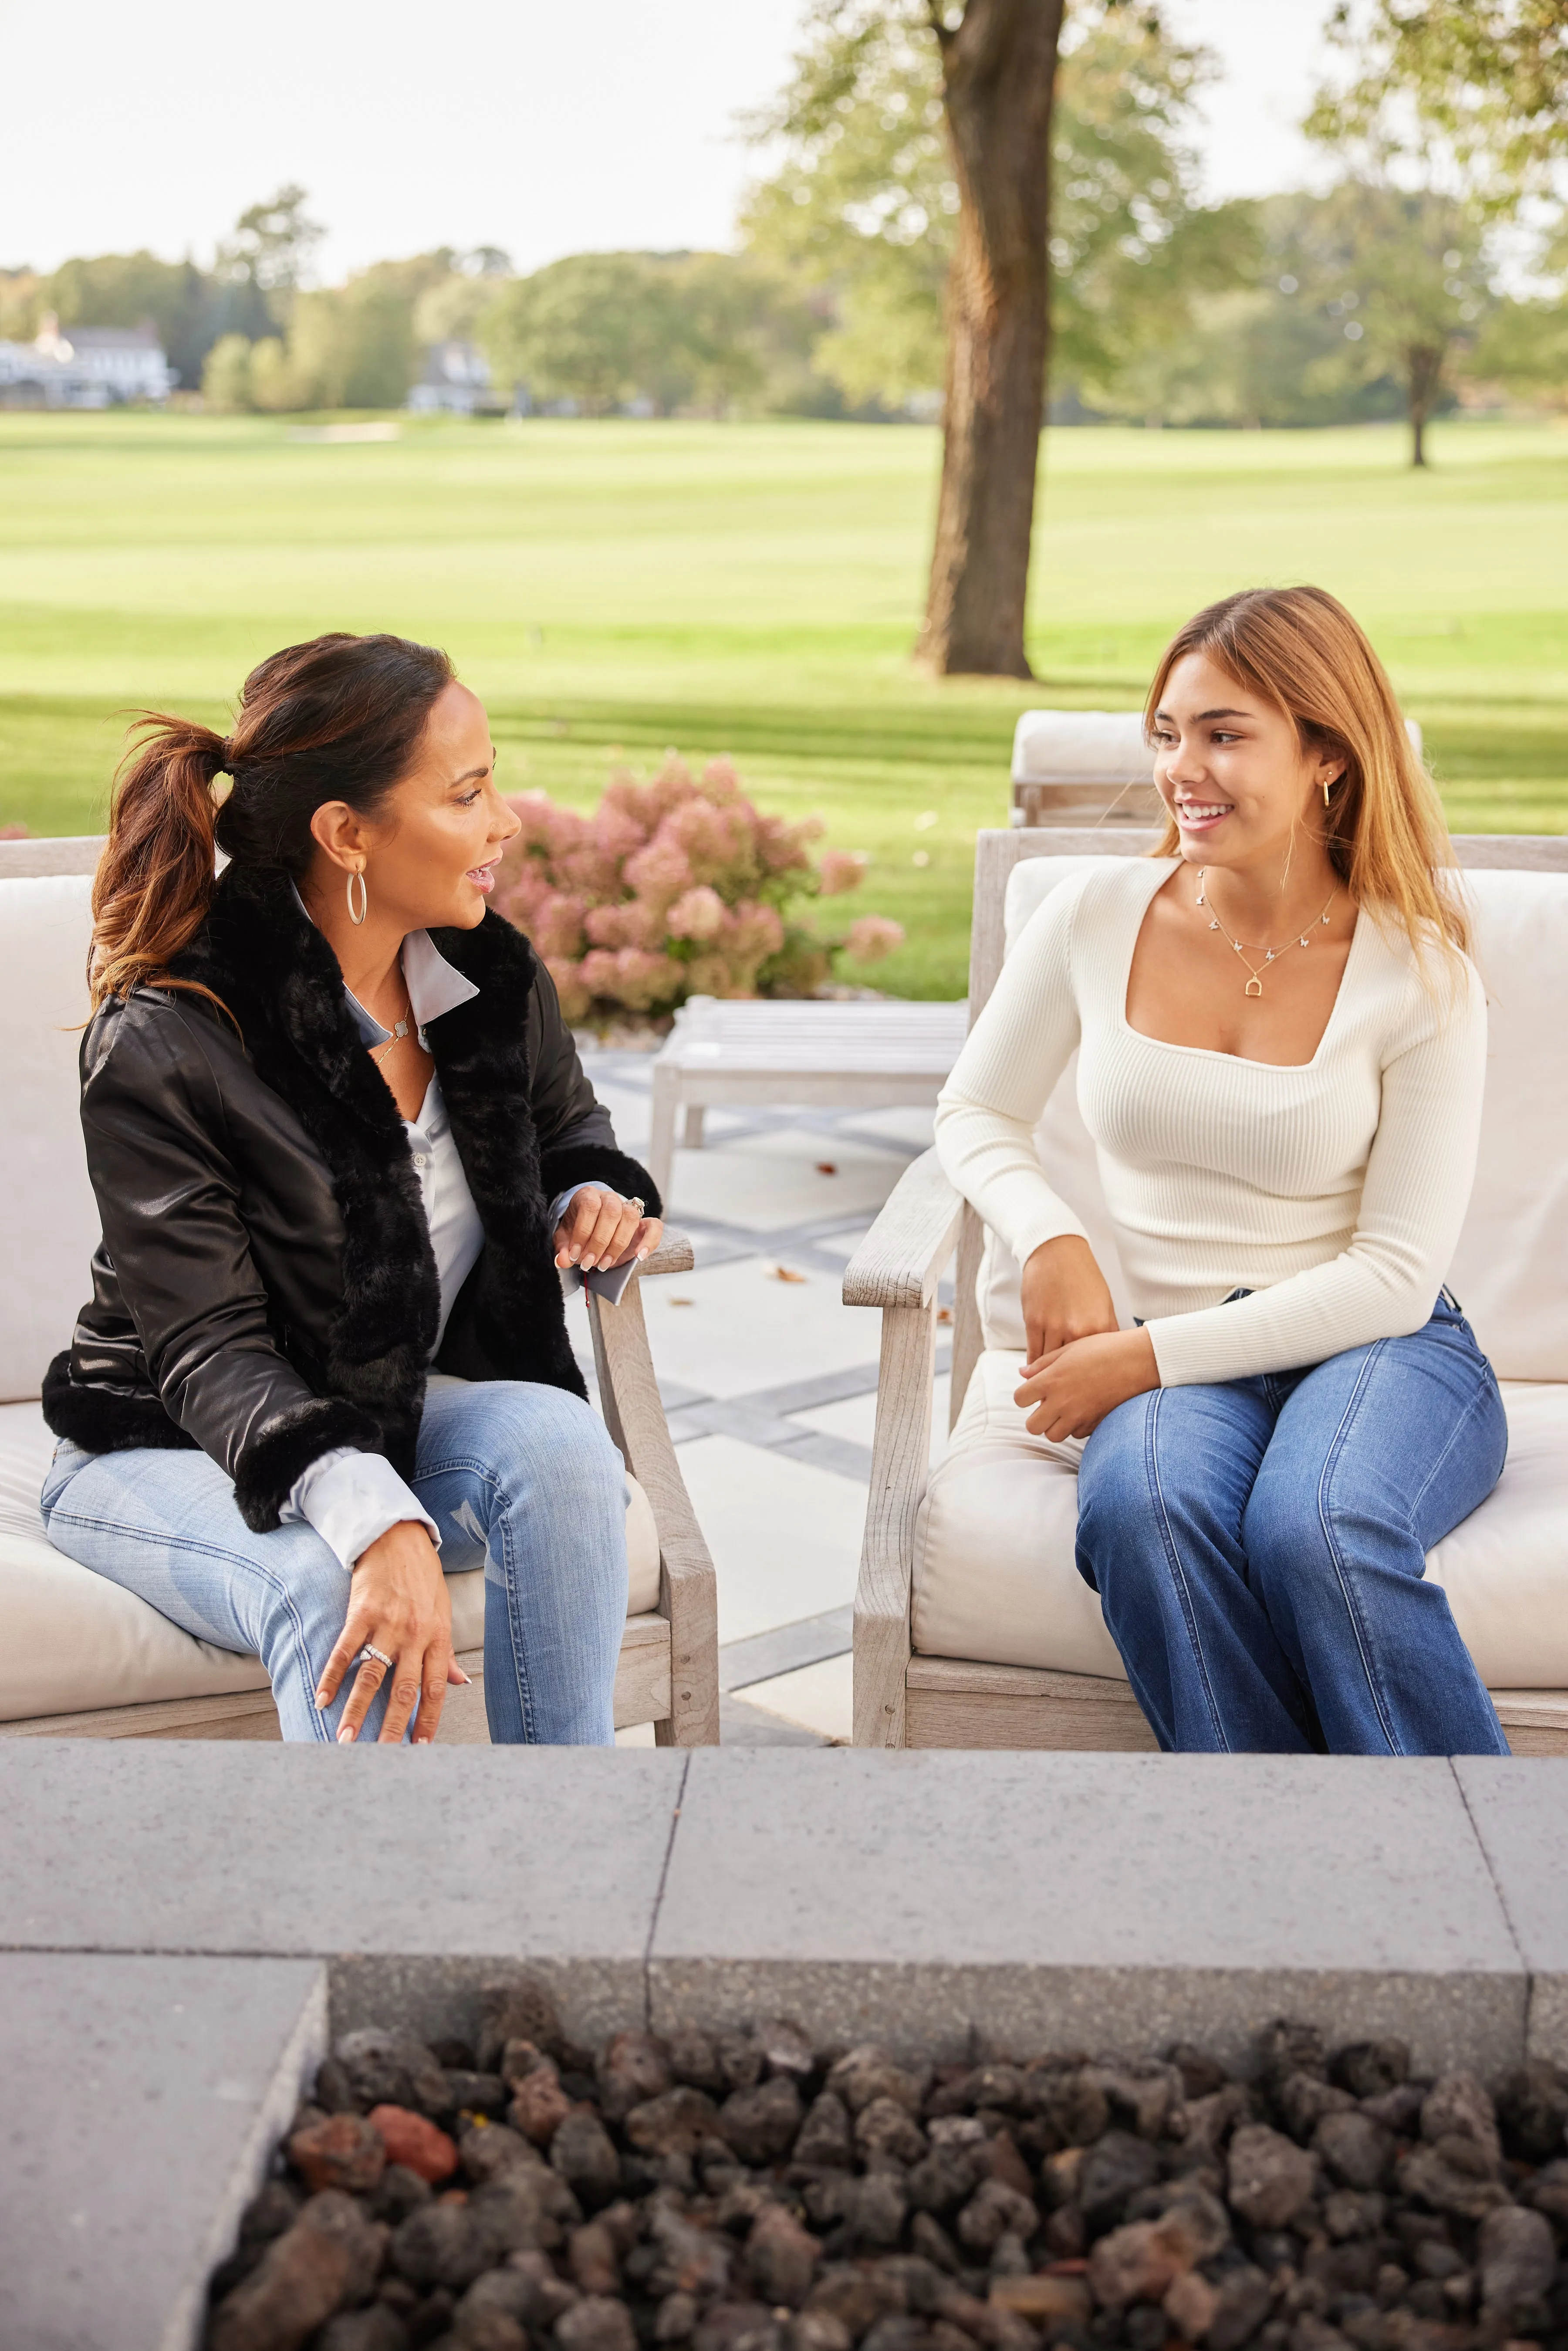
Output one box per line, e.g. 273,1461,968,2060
1014,1327,1159,1440
553,1187,662,1273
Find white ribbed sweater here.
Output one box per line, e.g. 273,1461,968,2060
934,860,1487,1387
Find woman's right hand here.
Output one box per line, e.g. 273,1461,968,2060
315,1520,467,1746
1020,1233,1120,1365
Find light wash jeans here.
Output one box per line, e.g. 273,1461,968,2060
1074,1295,1510,1757
40,1379,629,1745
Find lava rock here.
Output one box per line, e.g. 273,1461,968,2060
806,2262,907,2340
1257,2022,1328,2089
796,2091,855,2170
1417,2073,1500,2167
856,2097,929,2169
370,2166,436,2227
1477,2202,1555,2314
451,2267,533,2351
209,2190,385,2351
842,2172,910,2252
1227,2126,1317,2230
1495,2059,1568,2164
558,2293,640,2351
826,2047,929,2118
1329,2043,1409,2102
756,2019,818,2082
288,2111,389,2195
459,2122,537,2185
446,2072,509,2121
569,2219,623,2296
1276,2075,1355,2146
599,2032,675,2122
1080,2130,1162,2231
336,2028,450,2120
954,2179,1037,2253
722,2076,804,2165
553,2107,625,2205
1313,2112,1395,2193
1206,2263,1275,2351
476,1978,564,2071
626,2088,723,2158
510,2067,572,2148
747,2203,822,2306
717,2035,767,2095
317,2308,411,2351
369,2106,460,2185
393,2199,496,2290
1395,2142,1509,2222
668,2029,726,2092
1168,2045,1228,2103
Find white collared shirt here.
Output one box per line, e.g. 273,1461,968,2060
278,910,625,1572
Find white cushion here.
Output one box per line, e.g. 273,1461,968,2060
1010,716,1420,789
984,857,1568,1382
0,1401,663,1722
913,1355,1568,1693
0,876,101,1400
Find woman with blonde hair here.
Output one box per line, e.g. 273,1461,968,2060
935,585,1508,1755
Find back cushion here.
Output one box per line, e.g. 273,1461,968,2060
977,856,1568,1381
2,877,100,1401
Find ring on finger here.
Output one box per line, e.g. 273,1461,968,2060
356,1644,395,1671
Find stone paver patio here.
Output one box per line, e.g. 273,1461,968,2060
568,1045,953,1749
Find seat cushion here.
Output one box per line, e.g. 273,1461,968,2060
912,1357,1568,1693
0,1402,663,1721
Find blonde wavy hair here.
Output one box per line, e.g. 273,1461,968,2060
1144,585,1469,960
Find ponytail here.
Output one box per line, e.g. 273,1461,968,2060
90,716,233,1017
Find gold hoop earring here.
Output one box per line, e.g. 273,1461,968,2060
347,869,368,925
1322,775,1336,808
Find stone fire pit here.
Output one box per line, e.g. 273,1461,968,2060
205,1986,1568,2351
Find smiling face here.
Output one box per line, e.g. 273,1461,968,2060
1151,651,1343,873
308,680,521,930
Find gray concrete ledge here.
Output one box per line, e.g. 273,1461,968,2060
0,1745,1562,2074
0,1950,324,2351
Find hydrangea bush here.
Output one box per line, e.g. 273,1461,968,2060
491,754,904,1026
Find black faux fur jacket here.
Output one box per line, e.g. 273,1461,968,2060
42,863,658,1531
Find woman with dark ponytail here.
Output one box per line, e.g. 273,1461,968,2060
41,632,662,1746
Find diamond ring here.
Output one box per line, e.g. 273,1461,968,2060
356,1644,394,1672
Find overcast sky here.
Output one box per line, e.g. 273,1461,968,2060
1,0,1335,284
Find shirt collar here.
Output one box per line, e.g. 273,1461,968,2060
290,880,481,1048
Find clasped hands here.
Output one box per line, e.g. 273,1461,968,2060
1014,1233,1159,1440
316,1185,662,1746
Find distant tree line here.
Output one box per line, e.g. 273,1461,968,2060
2,3,1563,452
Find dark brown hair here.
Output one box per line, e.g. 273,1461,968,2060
90,631,455,1011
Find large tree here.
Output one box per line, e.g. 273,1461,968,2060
1315,0,1568,197
744,1,1220,677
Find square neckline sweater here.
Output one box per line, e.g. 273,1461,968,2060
933,858,1488,1387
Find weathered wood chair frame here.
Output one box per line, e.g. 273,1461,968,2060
0,835,719,1748
843,827,1568,1757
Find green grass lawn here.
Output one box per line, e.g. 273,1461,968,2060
1,410,1564,998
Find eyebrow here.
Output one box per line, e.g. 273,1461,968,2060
1153,706,1251,724
448,747,497,785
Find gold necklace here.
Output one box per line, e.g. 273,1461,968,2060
1196,869,1336,998
366,990,415,1068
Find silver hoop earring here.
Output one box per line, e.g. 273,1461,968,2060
347,869,368,925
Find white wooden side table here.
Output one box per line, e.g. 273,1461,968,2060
647,996,970,1204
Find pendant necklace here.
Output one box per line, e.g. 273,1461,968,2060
1196,869,1336,998
367,990,415,1068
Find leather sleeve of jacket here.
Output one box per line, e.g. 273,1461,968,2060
527,961,663,1218
76,993,381,1529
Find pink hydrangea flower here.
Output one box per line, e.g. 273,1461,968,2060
666,885,727,941
844,915,905,964
818,849,867,898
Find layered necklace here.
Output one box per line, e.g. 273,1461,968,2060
366,988,416,1068
1196,869,1337,998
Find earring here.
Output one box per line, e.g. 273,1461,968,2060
1321,778,1332,807
347,868,368,925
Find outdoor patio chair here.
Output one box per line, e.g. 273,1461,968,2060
844,826,1568,1755
0,838,720,1745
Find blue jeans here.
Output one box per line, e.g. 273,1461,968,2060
1075,1296,1510,1756
40,1379,629,1745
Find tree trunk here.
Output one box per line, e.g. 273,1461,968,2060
1406,342,1445,468
916,0,1064,679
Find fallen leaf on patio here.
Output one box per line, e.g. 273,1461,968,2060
815,1162,838,1175
771,1265,808,1283
936,1306,953,1324
668,1297,694,1307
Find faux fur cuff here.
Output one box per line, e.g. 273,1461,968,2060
537,1142,662,1223
41,1353,199,1455
232,1397,388,1534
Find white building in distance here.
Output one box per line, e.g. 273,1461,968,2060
0,315,175,408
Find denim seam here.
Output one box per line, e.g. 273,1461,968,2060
1143,1387,1230,1752
1315,1343,1402,1756
43,1505,334,1746
1403,1365,1497,1526
460,1465,540,1745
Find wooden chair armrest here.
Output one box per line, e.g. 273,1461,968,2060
842,1149,964,1310
586,1272,719,1745
852,1298,938,1748
639,1227,694,1277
